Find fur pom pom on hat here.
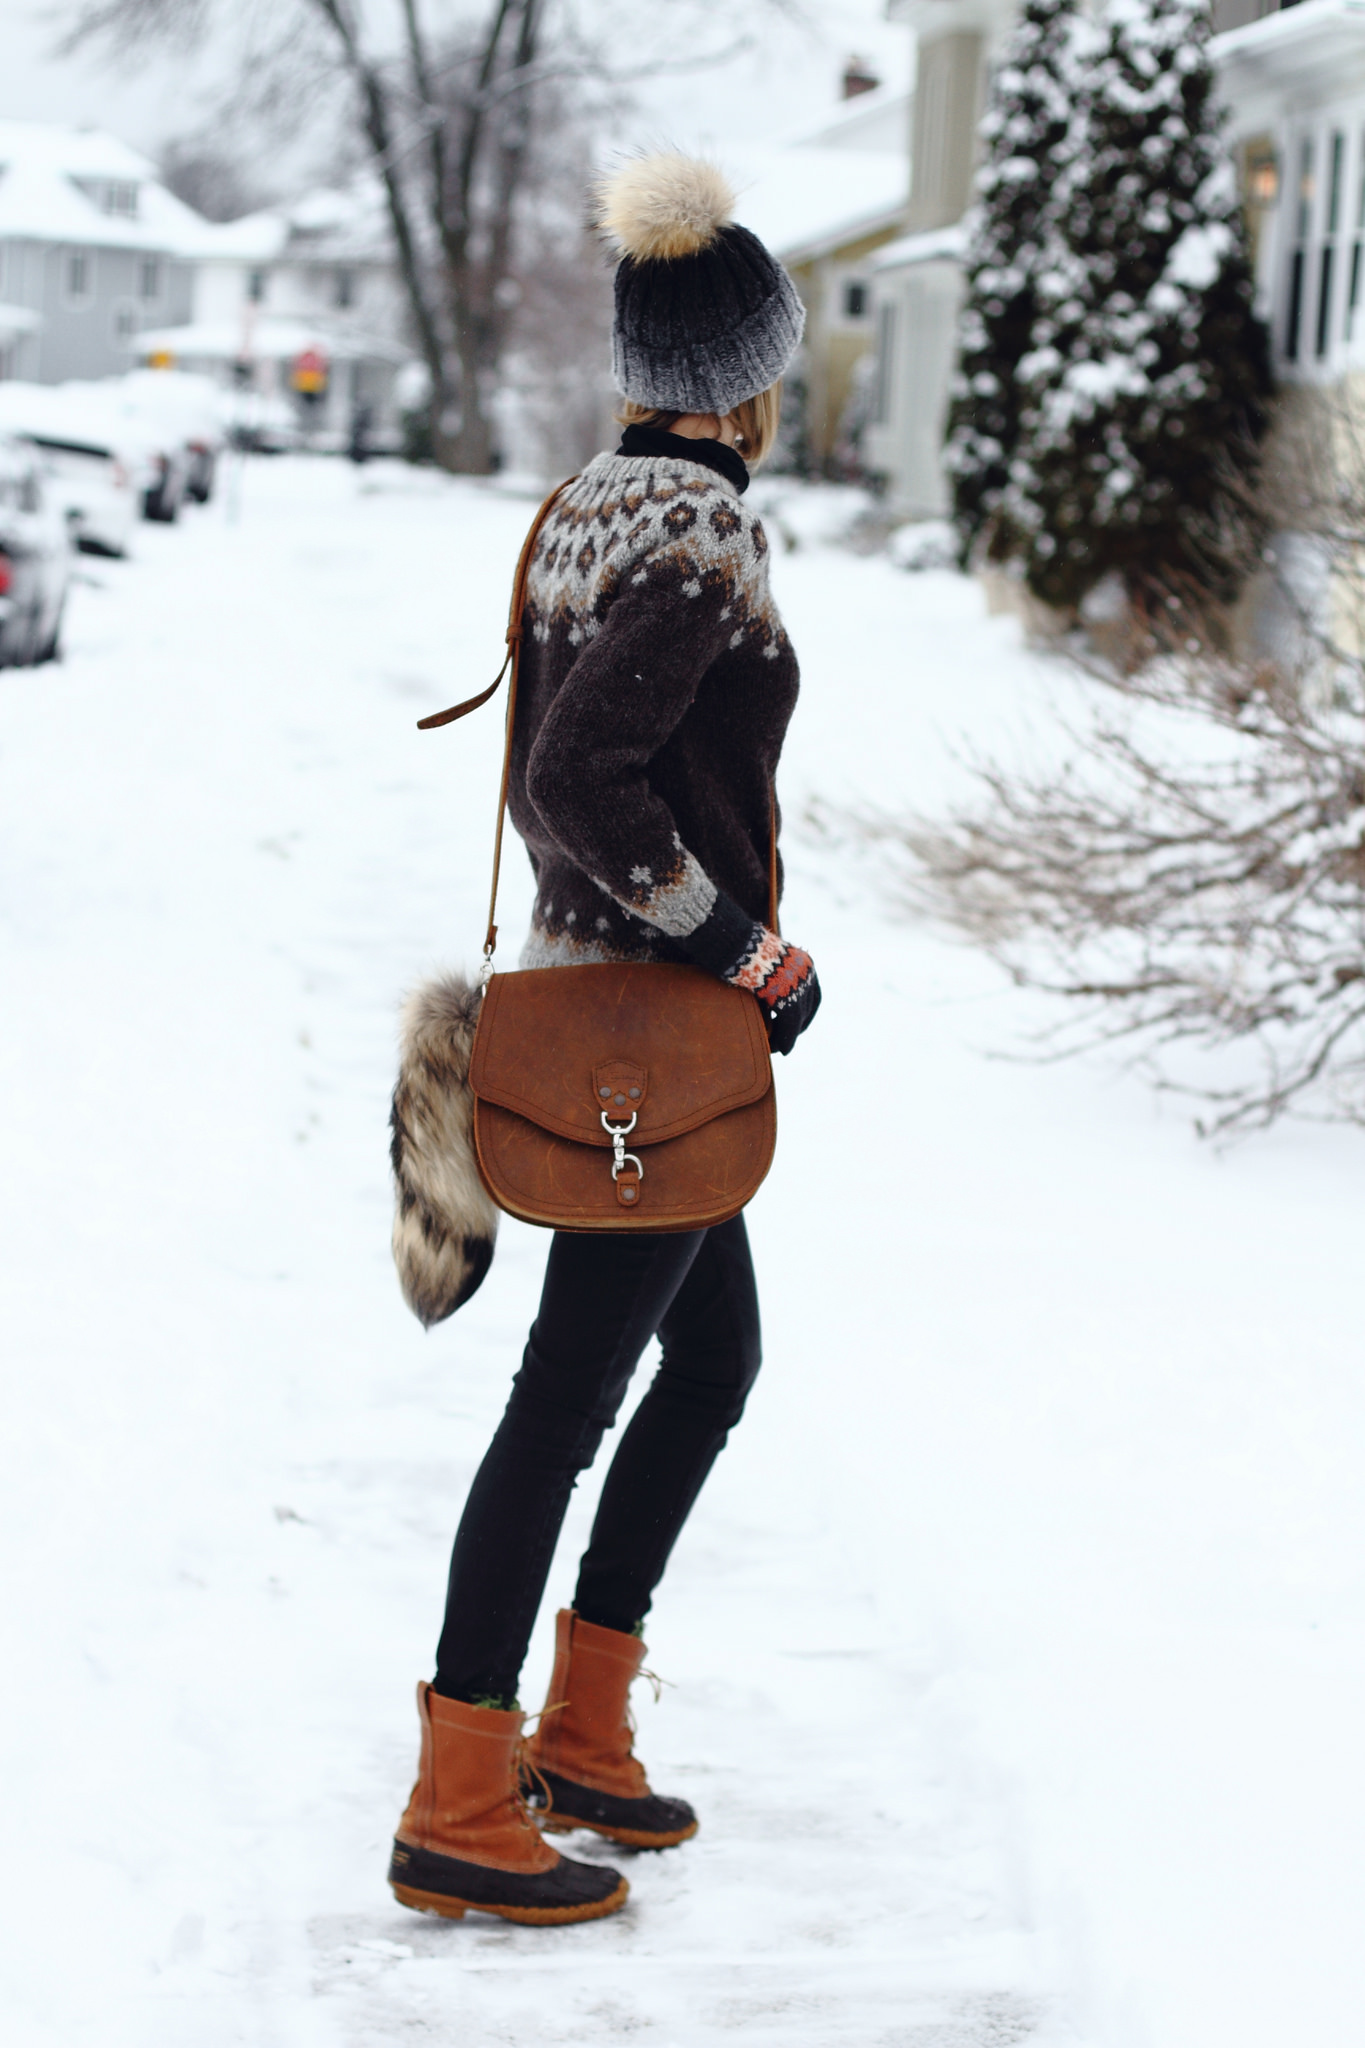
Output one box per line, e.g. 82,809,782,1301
597,152,805,417
598,154,735,262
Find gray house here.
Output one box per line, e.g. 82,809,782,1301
0,120,206,386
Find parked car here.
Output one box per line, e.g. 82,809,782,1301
0,383,138,557
66,381,195,523
0,434,72,668
119,370,225,504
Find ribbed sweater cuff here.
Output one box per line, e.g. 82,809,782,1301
679,889,762,981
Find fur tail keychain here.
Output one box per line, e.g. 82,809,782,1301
390,974,501,1326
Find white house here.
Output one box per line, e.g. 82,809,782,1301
863,0,1365,517
731,78,911,467
1212,0,1365,382
0,120,205,383
863,0,1019,515
137,182,413,444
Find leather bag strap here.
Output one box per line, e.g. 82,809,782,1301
416,473,779,963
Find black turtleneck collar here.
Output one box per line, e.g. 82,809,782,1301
616,423,749,496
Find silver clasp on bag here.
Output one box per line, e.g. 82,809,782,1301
601,1108,643,1185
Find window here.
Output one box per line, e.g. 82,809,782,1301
1285,137,1314,362
64,250,92,304
1348,130,1365,342
1316,129,1343,359
844,280,868,320
247,268,268,304
138,257,161,302
102,181,139,217
873,301,896,424
334,267,356,310
112,300,139,346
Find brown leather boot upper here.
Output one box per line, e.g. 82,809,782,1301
526,1609,651,1798
395,1683,560,1874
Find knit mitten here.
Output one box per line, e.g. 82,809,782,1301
682,893,821,1056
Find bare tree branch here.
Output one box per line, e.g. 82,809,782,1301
824,391,1365,1138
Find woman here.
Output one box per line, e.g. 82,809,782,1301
388,154,821,1927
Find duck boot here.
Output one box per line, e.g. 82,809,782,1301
387,1682,628,1925
524,1610,699,1850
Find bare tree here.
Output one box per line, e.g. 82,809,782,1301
159,136,274,222
829,394,1365,1139
69,0,560,469
65,0,784,474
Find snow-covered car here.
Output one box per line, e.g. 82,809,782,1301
118,369,226,505
61,379,195,523
0,434,72,668
0,383,139,556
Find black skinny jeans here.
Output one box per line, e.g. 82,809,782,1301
433,1215,761,1705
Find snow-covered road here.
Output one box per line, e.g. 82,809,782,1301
3,456,1362,2048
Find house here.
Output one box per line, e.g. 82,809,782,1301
1211,0,1365,385
863,0,1360,518
0,120,204,384
863,0,1015,515
731,73,911,471
136,183,413,445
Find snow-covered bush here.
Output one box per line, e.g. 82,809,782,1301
950,0,1271,614
859,395,1365,1137
945,0,1083,564
888,521,958,573
1013,0,1271,610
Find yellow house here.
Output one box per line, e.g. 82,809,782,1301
730,81,910,473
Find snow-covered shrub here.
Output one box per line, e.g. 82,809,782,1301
830,351,879,486
746,479,877,552
766,347,816,479
857,394,1365,1138
945,0,1083,565
888,521,959,573
1002,0,1271,613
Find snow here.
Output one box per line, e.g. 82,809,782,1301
1160,221,1235,292
3,457,1365,2048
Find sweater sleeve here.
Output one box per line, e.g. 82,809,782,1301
524,513,769,965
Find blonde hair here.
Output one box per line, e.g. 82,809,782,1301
616,382,783,468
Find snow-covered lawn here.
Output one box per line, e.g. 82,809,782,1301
2,456,1362,2048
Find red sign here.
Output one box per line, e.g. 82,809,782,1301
291,348,329,396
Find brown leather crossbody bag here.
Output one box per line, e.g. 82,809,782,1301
390,481,777,1319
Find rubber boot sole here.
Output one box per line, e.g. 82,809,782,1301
540,1811,698,1850
390,1877,629,1925
527,1765,699,1851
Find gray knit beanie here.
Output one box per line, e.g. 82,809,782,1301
598,155,805,415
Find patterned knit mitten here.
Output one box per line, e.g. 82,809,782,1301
682,894,821,1056
725,925,821,1056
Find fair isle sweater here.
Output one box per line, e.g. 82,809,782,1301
510,430,800,976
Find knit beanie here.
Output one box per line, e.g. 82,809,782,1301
598,155,806,416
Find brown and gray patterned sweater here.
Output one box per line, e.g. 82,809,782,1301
509,429,800,979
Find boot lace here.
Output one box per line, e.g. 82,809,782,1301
512,1698,568,1828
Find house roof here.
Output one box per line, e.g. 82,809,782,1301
728,89,910,266
0,118,214,255
1212,0,1365,94
871,223,968,271
195,181,394,270
135,315,410,366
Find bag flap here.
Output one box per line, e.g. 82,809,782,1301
470,962,771,1146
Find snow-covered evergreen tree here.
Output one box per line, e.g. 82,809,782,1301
944,0,1082,563
1004,0,1270,612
